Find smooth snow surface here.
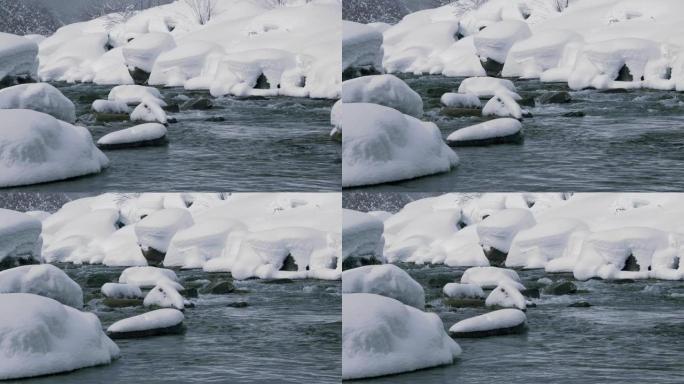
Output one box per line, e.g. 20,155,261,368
0,83,76,123
342,293,461,380
143,281,185,310
92,99,130,114
342,209,384,264
342,74,423,117
440,92,481,108
108,85,165,106
482,91,523,119
477,208,536,253
342,264,425,309
342,103,459,187
343,20,383,72
107,308,184,334
461,266,524,290
97,123,167,146
101,282,144,299
0,293,119,380
119,266,180,289
457,77,518,98
0,264,83,308
130,97,168,124
135,208,194,253
449,308,526,334
0,208,42,264
443,283,485,299
0,32,38,80
0,109,109,188
485,282,526,310
447,118,521,145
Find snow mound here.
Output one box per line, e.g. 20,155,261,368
0,264,83,308
130,97,168,124
107,308,184,338
0,293,119,380
342,103,459,187
101,282,143,299
342,209,384,267
473,20,532,64
0,83,75,123
457,77,518,98
443,283,485,299
108,85,165,106
477,208,536,253
485,282,526,310
118,266,180,289
447,118,522,146
149,41,221,87
449,308,526,337
101,225,148,267
502,29,582,78
461,266,524,290
122,32,176,73
97,123,167,148
164,219,245,269
342,74,423,117
92,99,130,114
482,91,522,119
342,293,461,380
0,32,38,81
0,109,109,188
441,92,481,108
135,208,194,253
0,209,42,266
143,281,185,310
507,218,589,269
342,264,425,309
343,20,383,74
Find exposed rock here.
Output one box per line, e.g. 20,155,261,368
261,278,294,285
129,67,151,85
440,107,482,118
103,298,143,308
481,58,504,77
142,247,166,265
616,64,633,82
98,136,168,150
622,255,640,272
227,301,249,308
206,281,235,294
563,111,585,117
544,280,577,295
86,273,117,288
94,112,129,122
568,301,591,308
181,98,213,110
280,255,298,271
444,297,485,308
205,116,225,122
484,247,507,267
538,91,572,104
342,256,381,270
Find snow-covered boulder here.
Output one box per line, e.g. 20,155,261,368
101,225,148,267
342,293,461,380
0,293,119,380
447,118,523,147
0,83,75,123
118,266,180,289
449,308,527,338
149,41,221,87
143,281,185,310
507,218,589,269
209,49,297,97
461,266,524,290
130,97,168,124
0,109,109,188
477,208,536,255
108,85,165,106
107,308,185,339
502,29,582,78
342,75,423,117
122,32,176,74
342,103,459,187
440,92,481,109
92,99,130,114
457,77,519,98
342,264,425,309
0,209,42,268
135,208,194,254
342,209,384,269
443,283,485,299
473,20,532,65
482,91,523,119
163,219,245,269
0,264,83,308
342,21,383,75
101,282,143,299
97,123,168,150
485,282,526,311
0,32,38,81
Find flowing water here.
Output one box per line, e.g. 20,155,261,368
5,83,340,192
349,74,684,192
4,264,341,384
349,263,684,383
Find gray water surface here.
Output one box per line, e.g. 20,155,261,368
6,83,340,192
5,264,341,384
349,75,684,192
349,263,684,384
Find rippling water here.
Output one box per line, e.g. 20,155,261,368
349,75,684,192
6,264,341,384
6,83,340,192
350,263,684,384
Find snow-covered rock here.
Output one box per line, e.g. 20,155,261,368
97,123,168,150
108,85,165,106
0,83,75,123
485,282,526,310
118,266,180,289
0,32,38,81
101,282,143,299
143,281,185,310
342,103,459,187
0,293,119,380
163,219,245,269
149,41,221,87
440,92,481,109
507,218,589,269
342,293,461,380
473,20,532,65
342,209,384,268
0,109,109,188
101,225,148,267
443,283,485,299
135,208,194,254
0,264,83,308
482,91,523,119
107,308,184,339
122,32,176,73
92,99,130,114
502,29,582,78
449,308,527,338
342,74,423,117
457,77,518,98
130,97,168,124
461,266,524,290
0,209,42,268
342,264,425,309
343,20,383,74
447,118,523,147
477,208,536,253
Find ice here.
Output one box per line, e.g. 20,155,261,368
342,293,461,380
0,83,76,123
118,266,180,289
0,109,109,187
440,92,481,108
449,308,526,337
0,32,38,81
473,20,531,64
130,97,168,124
163,219,246,269
342,103,459,187
485,282,526,310
342,20,383,74
482,91,523,119
461,266,524,290
106,308,184,336
0,293,119,380
135,208,194,253
0,264,83,308
507,218,589,269
342,74,423,118
443,283,485,299
92,99,130,114
122,32,176,73
0,209,42,266
97,123,167,148
477,208,536,253
447,118,522,146
108,85,165,106
342,209,384,267
457,77,518,98
342,264,425,309
143,281,185,310
101,282,143,299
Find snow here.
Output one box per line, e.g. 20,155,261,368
447,118,522,145
482,91,522,119
149,41,221,87
92,99,130,114
342,209,384,265
0,293,119,380
441,92,481,108
502,29,582,78
473,20,531,64
130,97,168,124
122,32,176,73
457,77,518,98
342,264,425,309
143,281,185,310
135,208,194,253
342,103,459,187
0,264,83,308
0,209,42,265
0,83,75,123
342,74,423,117
101,225,148,267
449,308,526,335
443,283,485,299
107,308,184,334
0,109,109,188
118,266,180,289
0,32,38,80
108,85,165,106
97,123,167,147
101,283,143,299
343,20,383,73
507,218,589,269
461,266,524,290
342,293,461,380
164,219,246,269
477,208,536,253
485,282,526,310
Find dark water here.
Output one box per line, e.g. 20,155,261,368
349,74,684,192
6,264,341,384
350,263,684,384
5,83,340,192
